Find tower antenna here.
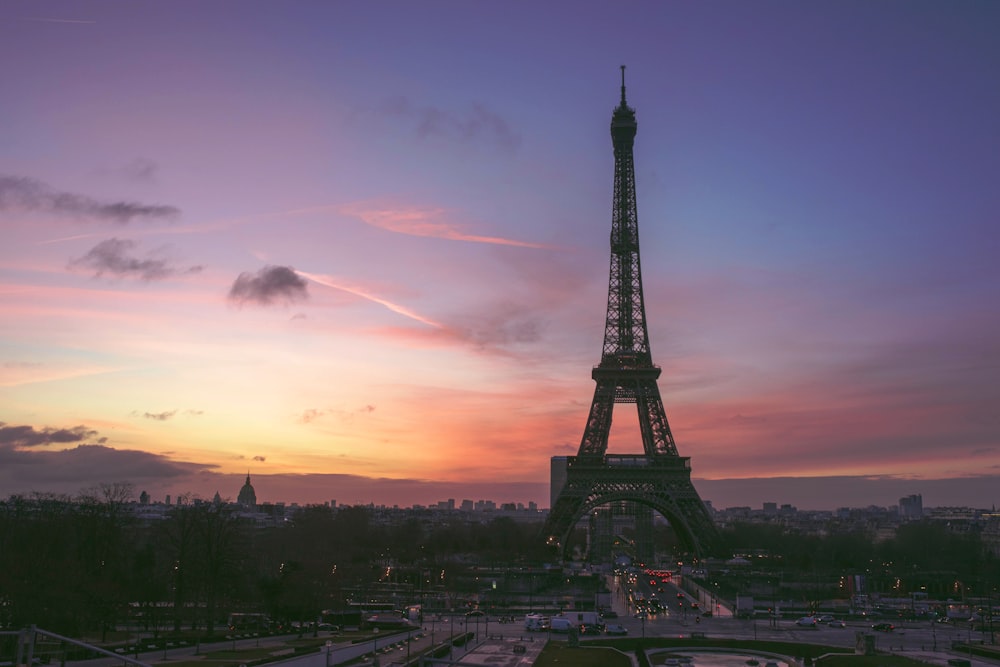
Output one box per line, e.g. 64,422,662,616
620,65,627,105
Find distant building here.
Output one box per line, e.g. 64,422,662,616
237,472,257,511
899,494,923,519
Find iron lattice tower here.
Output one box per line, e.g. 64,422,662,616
544,68,719,558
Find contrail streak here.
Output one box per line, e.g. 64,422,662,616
298,271,443,329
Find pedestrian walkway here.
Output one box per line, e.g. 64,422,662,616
432,635,546,667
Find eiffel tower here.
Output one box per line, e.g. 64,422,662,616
544,68,719,558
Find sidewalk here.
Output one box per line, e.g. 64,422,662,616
433,635,546,667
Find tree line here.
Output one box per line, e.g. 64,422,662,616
2,485,996,640
0,485,550,640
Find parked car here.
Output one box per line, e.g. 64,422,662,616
872,622,895,632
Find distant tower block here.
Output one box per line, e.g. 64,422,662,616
543,68,719,558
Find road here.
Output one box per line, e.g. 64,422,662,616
605,571,996,654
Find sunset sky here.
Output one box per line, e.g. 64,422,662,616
2,1,998,511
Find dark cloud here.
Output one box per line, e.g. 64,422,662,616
0,444,213,492
0,424,213,497
70,238,203,281
253,456,266,462
228,265,308,306
0,422,100,448
0,174,179,223
381,97,521,151
143,410,177,421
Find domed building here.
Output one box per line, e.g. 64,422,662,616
237,472,257,511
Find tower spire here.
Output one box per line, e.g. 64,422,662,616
620,64,627,107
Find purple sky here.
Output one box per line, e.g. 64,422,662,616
1,1,998,510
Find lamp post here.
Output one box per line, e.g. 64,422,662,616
324,640,331,667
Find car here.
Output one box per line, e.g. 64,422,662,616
465,610,485,617
827,619,846,628
601,611,618,619
817,615,835,623
872,622,894,632
795,617,817,627
605,624,628,635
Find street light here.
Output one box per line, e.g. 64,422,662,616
324,640,332,667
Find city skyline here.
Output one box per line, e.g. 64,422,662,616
2,2,999,511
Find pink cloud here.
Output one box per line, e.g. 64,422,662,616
341,201,551,249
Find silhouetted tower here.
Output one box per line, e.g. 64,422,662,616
544,68,718,558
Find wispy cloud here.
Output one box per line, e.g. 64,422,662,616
23,17,97,25
0,175,179,223
95,158,160,184
298,405,376,424
228,265,309,306
68,238,203,281
342,202,549,248
380,96,521,151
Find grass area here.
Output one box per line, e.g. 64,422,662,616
583,637,853,659
818,656,934,667
534,643,633,667
537,640,938,667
